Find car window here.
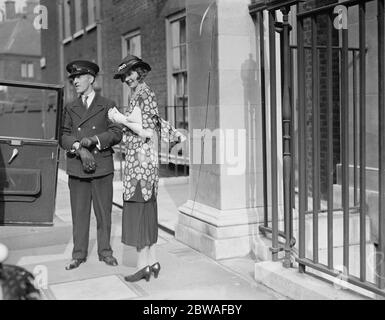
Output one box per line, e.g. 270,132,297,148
0,85,59,141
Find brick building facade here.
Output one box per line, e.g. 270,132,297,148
301,0,341,197
40,0,100,101
41,0,186,123
101,0,185,112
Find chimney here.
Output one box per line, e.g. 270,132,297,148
5,0,16,20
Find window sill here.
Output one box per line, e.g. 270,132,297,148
73,29,84,39
86,23,97,32
62,37,72,45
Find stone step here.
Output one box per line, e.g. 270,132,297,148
332,184,376,209
254,232,377,288
336,164,379,192
282,209,371,251
333,184,380,243
254,261,370,300
315,242,378,284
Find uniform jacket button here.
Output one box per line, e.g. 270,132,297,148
78,128,81,131
92,126,96,130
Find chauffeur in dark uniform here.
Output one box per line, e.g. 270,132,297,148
60,60,122,270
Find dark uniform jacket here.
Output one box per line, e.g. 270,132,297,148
60,93,122,178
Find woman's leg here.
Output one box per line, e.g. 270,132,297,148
137,246,149,270
148,245,161,278
148,245,157,266
124,246,151,282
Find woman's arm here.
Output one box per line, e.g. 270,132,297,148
157,117,186,143
108,107,153,139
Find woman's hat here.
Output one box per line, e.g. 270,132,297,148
66,60,100,79
113,54,151,79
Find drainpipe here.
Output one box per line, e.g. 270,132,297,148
96,0,103,95
58,0,64,84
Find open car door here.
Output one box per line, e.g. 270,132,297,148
0,80,64,226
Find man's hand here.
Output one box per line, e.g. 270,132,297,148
80,136,98,148
76,147,97,172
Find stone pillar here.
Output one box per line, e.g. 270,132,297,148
175,0,267,260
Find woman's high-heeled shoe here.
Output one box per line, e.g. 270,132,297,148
151,262,161,278
124,266,151,282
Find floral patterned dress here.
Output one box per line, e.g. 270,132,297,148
122,82,182,202
123,82,159,202
121,82,181,250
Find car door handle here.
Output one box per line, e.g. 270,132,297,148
8,149,19,164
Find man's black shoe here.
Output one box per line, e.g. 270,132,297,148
65,258,87,270
99,256,118,266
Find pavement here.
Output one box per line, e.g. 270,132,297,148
0,169,286,300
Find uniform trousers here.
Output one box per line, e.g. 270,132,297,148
68,173,114,260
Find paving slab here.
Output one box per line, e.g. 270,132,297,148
0,172,283,300
254,261,371,300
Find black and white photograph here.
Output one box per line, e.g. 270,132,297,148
0,0,384,308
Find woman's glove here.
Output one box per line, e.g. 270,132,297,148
169,132,187,153
175,131,187,143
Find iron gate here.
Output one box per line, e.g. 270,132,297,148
250,0,385,297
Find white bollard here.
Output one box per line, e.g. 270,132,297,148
0,243,9,263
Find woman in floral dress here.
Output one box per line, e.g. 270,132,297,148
109,54,184,282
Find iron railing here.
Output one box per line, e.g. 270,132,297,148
250,0,385,297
